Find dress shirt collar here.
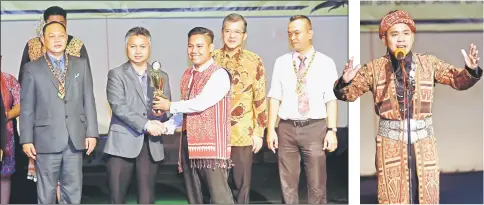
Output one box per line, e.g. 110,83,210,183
292,45,315,62
192,58,214,73
47,52,65,65
129,62,148,77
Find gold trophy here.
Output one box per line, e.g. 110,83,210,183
150,61,167,100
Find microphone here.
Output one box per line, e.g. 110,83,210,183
394,48,407,60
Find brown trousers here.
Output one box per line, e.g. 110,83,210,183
277,119,328,204
229,146,254,204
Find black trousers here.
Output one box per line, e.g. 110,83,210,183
180,132,234,204
107,136,160,204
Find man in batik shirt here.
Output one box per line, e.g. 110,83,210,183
334,10,481,204
212,13,268,204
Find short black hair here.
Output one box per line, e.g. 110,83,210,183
289,15,312,29
43,6,67,21
42,21,66,35
187,27,214,44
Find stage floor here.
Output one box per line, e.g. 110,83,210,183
9,151,349,204
360,171,484,204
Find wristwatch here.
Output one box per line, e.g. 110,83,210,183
327,127,337,133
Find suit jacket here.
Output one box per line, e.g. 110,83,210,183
0,91,7,152
19,55,99,153
104,62,171,162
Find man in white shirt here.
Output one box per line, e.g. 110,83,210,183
153,27,234,204
266,15,339,204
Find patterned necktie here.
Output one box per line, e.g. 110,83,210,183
53,60,66,98
297,55,309,116
188,71,199,99
182,70,199,131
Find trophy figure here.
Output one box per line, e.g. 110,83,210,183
150,61,167,100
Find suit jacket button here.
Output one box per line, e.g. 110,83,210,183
143,113,146,116
65,115,68,119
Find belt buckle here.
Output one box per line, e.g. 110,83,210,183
300,120,310,127
293,120,303,127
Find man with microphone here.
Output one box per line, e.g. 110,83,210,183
333,10,481,204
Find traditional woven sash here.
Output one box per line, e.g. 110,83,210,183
178,63,232,171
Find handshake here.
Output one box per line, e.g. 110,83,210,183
145,120,167,136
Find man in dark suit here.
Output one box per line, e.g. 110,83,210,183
19,21,99,204
104,26,170,204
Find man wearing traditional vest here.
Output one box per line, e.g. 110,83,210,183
154,27,233,204
333,10,482,204
266,15,339,204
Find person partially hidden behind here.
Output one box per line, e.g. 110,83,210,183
1,54,22,204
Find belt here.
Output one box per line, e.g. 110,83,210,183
280,118,323,127
377,117,434,144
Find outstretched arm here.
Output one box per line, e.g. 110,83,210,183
433,44,482,90
333,57,373,102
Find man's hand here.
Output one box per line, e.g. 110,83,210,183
0,149,3,161
146,120,166,136
152,109,166,117
461,43,480,69
342,56,361,83
252,136,263,153
153,96,171,111
323,131,338,152
85,138,97,155
22,143,37,160
266,129,278,153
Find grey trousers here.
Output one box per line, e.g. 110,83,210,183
35,139,83,204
